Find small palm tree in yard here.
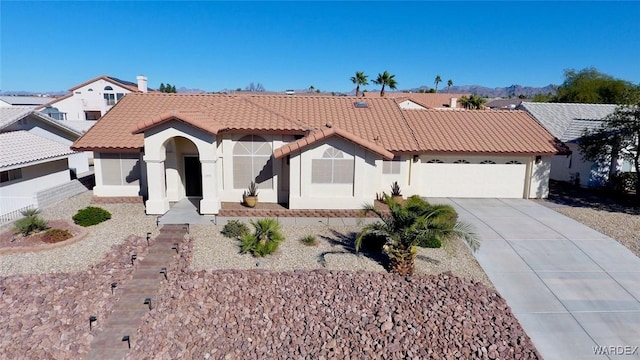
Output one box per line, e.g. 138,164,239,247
356,195,479,276
240,218,284,257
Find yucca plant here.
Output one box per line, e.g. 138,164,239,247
13,208,48,236
356,195,479,276
240,218,284,257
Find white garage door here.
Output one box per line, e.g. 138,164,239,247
421,163,527,198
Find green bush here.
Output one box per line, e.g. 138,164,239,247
300,235,318,246
72,206,111,227
221,220,250,238
609,172,637,194
240,218,284,257
42,229,73,243
13,208,48,236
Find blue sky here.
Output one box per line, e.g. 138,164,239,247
1,1,639,93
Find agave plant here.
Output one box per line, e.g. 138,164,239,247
356,195,479,276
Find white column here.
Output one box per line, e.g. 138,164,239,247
199,158,221,214
144,159,169,214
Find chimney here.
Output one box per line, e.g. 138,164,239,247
137,75,148,93
450,97,457,108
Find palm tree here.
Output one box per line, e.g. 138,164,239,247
356,195,479,276
447,79,453,93
372,71,397,97
350,71,369,97
459,94,487,110
434,75,442,93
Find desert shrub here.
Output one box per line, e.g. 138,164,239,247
13,208,48,236
221,220,250,238
240,218,284,257
609,172,637,194
300,235,318,246
72,206,111,227
42,229,73,243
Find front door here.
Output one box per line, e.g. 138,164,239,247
184,156,202,197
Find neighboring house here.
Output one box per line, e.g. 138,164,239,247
72,93,562,215
0,95,55,108
486,98,527,110
36,75,150,127
361,92,470,110
0,131,76,222
517,102,633,187
0,107,90,176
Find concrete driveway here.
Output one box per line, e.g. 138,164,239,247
430,198,640,360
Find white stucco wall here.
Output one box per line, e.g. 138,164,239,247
289,137,377,209
0,159,70,213
529,156,552,198
48,79,132,121
398,100,427,110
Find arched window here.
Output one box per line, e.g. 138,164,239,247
104,86,113,91
480,160,496,164
453,159,471,164
233,135,272,188
426,159,444,163
506,160,522,164
312,146,354,184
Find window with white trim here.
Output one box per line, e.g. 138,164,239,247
426,159,444,163
382,156,401,174
0,169,22,183
233,135,273,189
506,160,522,164
453,159,471,164
312,147,354,184
480,160,496,164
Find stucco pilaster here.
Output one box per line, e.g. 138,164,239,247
144,159,169,214
199,158,220,214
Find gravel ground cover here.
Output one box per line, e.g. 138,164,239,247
190,224,492,287
555,207,640,258
129,234,538,359
0,234,150,359
0,191,159,276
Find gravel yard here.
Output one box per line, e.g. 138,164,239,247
0,191,159,276
555,207,640,257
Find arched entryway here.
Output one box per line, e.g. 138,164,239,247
164,136,202,201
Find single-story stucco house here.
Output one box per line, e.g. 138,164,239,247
518,102,635,187
71,93,565,215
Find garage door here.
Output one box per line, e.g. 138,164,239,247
421,163,527,198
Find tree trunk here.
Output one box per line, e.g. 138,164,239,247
380,84,385,97
355,85,360,97
608,140,620,183
387,245,416,276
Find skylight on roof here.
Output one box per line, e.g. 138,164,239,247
354,101,368,108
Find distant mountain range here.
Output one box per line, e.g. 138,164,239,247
1,84,558,98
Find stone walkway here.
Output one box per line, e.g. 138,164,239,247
86,224,188,360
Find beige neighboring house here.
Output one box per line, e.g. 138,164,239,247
361,92,470,110
72,93,564,215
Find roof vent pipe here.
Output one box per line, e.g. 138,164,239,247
137,75,148,93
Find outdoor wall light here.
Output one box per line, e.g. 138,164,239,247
122,335,131,348
160,268,168,280
89,316,97,330
535,155,542,164
413,155,419,162
144,298,152,310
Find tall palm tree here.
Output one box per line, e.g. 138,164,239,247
447,79,453,93
434,75,442,93
350,71,369,97
356,195,479,276
372,71,397,97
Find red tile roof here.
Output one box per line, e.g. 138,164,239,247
362,92,470,109
403,109,564,155
72,93,565,156
273,126,394,160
